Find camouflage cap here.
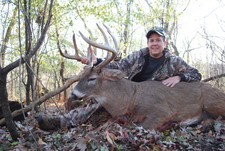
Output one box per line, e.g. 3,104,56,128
146,26,165,39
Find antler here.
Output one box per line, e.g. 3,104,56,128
58,33,83,61
102,24,119,51
79,23,118,71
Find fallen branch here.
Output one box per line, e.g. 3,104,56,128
0,74,80,125
202,73,225,82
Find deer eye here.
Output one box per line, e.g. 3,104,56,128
87,77,97,86
88,78,96,82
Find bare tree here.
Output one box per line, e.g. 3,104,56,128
0,0,54,140
200,25,225,88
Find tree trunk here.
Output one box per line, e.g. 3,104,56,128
122,0,132,55
0,72,19,140
24,0,34,105
0,8,17,67
25,62,33,105
60,61,66,102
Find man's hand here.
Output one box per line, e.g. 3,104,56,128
81,58,89,64
81,47,97,65
162,76,181,87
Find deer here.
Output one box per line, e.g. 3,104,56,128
61,24,225,131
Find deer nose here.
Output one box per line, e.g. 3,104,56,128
68,93,79,101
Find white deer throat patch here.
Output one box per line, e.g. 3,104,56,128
73,89,86,98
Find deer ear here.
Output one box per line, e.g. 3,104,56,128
101,69,126,81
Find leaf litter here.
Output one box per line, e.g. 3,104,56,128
0,105,225,151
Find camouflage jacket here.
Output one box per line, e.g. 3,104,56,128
107,47,202,82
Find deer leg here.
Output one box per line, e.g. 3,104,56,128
140,115,178,131
201,85,225,118
202,91,225,118
203,99,225,119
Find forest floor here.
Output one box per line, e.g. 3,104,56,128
0,101,225,151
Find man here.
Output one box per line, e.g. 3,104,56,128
82,26,201,86
38,26,201,130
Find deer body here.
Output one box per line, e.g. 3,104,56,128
63,24,225,130
71,67,225,130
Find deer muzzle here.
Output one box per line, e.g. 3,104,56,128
68,93,80,101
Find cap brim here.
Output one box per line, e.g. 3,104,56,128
146,30,164,39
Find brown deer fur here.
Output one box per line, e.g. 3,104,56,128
70,67,225,130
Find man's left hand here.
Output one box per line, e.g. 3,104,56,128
162,76,181,87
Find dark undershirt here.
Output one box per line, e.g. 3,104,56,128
131,54,165,82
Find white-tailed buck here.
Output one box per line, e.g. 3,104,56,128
61,24,225,131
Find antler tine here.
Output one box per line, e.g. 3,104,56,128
87,45,93,67
72,33,83,61
96,23,109,46
79,30,117,70
96,23,111,59
58,33,82,61
103,23,119,51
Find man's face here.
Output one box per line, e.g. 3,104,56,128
147,33,166,58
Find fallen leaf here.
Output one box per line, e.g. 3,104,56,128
105,130,115,146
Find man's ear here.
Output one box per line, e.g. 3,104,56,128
101,68,126,81
164,40,167,46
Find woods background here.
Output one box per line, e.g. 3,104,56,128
0,0,225,140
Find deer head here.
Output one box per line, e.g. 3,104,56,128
59,24,124,101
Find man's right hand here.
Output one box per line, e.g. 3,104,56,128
81,58,89,65
81,46,97,65
81,56,97,65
